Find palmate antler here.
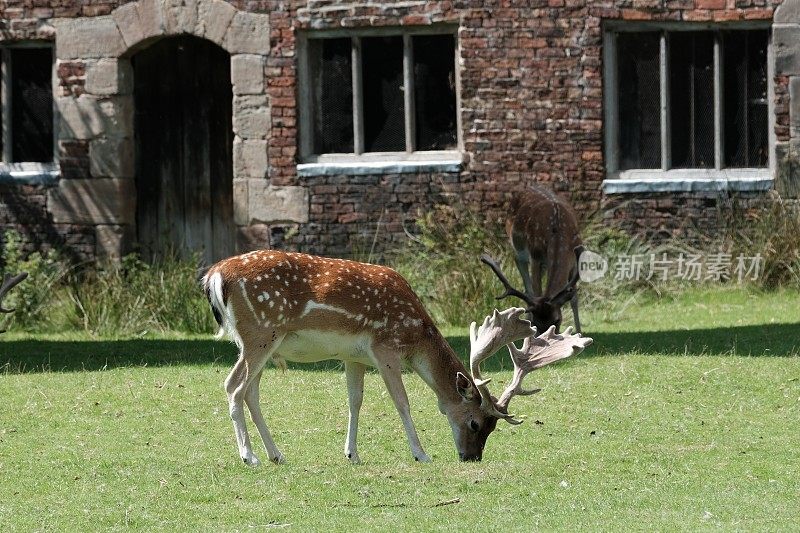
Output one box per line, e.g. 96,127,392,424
469,308,592,424
469,307,535,422
0,272,28,333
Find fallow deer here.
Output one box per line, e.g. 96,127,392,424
0,272,27,333
498,185,584,332
202,250,592,465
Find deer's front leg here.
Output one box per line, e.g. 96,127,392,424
371,346,431,463
513,246,539,298
344,361,366,464
570,292,581,333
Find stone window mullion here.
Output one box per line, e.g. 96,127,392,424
1,49,11,163
661,31,671,171
403,34,415,153
352,36,364,156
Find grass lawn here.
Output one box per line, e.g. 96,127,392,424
1,286,799,530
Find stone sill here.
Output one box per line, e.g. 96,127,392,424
297,154,463,177
603,169,773,194
0,163,60,185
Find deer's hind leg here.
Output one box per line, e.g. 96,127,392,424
244,367,286,464
224,332,286,466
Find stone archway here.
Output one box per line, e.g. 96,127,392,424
49,1,285,260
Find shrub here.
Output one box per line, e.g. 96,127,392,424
717,192,800,289
391,205,514,327
66,254,215,337
0,230,70,332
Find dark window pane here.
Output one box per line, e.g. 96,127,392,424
362,36,405,152
413,34,457,151
723,30,768,168
617,32,661,170
669,32,715,169
11,47,53,163
310,38,354,154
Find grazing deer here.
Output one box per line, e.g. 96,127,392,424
202,250,591,465
500,185,584,332
0,272,27,333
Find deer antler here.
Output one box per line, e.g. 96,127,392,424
468,307,535,423
496,326,593,413
0,272,27,313
480,254,534,306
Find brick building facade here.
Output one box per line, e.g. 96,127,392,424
1,0,799,263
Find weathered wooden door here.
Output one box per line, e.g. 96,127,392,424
133,36,234,263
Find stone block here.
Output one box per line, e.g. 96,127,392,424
48,178,136,224
136,0,167,41
233,179,249,226
54,16,126,59
196,0,236,44
112,2,145,49
57,95,133,140
775,0,800,23
233,94,270,139
233,138,268,179
85,58,133,96
223,12,270,54
90,137,134,178
237,223,270,252
248,183,309,224
774,24,800,76
163,0,199,35
95,224,132,261
231,54,265,95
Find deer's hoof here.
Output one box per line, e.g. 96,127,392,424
414,453,432,463
269,452,285,465
241,452,261,467
346,451,362,464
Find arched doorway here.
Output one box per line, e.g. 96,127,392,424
132,36,234,263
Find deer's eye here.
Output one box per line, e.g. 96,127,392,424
469,420,480,433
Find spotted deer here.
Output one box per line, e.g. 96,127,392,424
0,272,27,333
497,185,584,332
202,250,592,465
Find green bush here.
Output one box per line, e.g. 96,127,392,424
717,192,800,289
66,254,215,337
391,205,514,327
1,230,215,336
0,231,70,331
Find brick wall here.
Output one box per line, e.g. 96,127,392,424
0,0,791,262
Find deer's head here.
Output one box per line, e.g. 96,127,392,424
481,247,583,332
447,308,591,461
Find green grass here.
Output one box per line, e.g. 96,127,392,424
1,287,799,530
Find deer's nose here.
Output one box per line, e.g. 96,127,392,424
459,452,482,462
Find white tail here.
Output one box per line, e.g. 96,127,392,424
203,250,591,464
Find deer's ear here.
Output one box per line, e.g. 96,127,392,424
456,372,476,401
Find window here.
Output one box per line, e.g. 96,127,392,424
1,45,54,164
605,27,770,178
299,29,458,162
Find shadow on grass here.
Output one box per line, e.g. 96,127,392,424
1,322,798,374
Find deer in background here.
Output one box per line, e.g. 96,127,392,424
488,185,584,333
202,250,592,465
0,272,27,333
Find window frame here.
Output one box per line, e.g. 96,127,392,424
602,21,774,192
0,41,58,181
297,25,462,168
